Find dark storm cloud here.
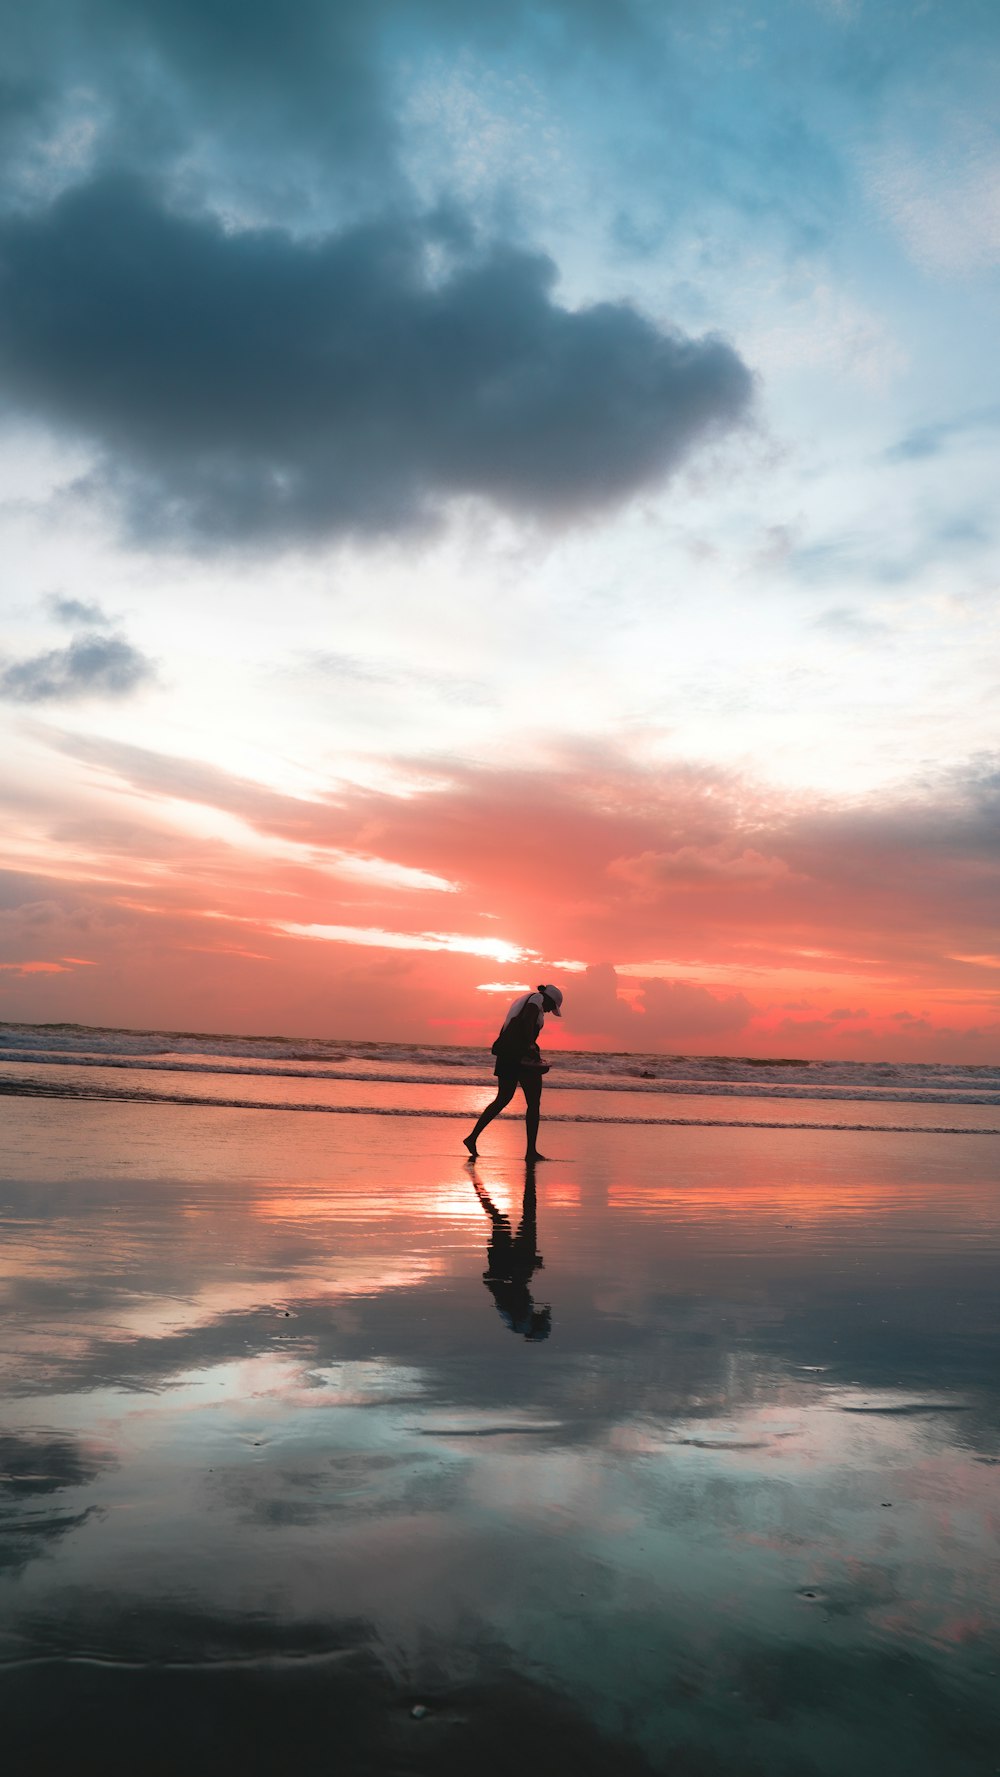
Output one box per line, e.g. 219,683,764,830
0,0,400,205
0,2,752,547
0,176,753,543
0,0,643,181
0,175,753,544
0,631,154,703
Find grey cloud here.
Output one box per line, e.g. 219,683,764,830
0,632,155,702
46,594,113,626
2,1,996,297
1,0,643,197
0,869,76,910
0,175,754,545
0,1429,109,1496
0,0,400,210
0,0,870,319
0,1429,112,1575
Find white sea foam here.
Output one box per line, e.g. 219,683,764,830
3,1072,999,1135
1,1020,998,1108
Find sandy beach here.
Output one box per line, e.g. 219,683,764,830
2,1095,999,1776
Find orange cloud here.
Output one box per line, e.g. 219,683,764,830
0,959,74,975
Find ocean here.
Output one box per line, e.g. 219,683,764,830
2,1019,999,1133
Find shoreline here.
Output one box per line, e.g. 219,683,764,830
3,1075,998,1135
3,1049,1000,1105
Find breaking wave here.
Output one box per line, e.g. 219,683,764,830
2,1075,997,1136
2,1020,999,1132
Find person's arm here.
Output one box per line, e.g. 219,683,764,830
516,997,549,1068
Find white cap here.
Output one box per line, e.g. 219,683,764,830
538,983,563,1016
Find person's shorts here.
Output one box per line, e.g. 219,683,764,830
495,1065,543,1096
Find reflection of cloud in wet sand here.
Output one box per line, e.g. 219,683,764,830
1,1112,999,1776
0,1430,113,1573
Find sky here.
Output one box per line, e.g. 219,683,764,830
1,0,998,1060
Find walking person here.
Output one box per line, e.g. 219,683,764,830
464,983,564,1162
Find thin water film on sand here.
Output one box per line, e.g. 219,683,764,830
1,1101,998,1776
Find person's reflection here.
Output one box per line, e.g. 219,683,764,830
472,1164,552,1341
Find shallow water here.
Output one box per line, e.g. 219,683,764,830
4,1059,1000,1134
1,1100,999,1776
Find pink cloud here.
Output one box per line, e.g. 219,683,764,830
1,734,998,1057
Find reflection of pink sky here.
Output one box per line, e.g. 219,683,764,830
3,736,1000,1059
608,1175,1000,1229
3,1097,999,1677
7,1094,1000,1198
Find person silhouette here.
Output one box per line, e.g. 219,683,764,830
471,1164,551,1341
464,982,563,1161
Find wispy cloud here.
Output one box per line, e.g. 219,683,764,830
812,607,893,643
871,129,1000,276
886,405,1000,463
272,922,533,963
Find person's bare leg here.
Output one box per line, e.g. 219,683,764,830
465,1077,517,1157
523,1076,545,1161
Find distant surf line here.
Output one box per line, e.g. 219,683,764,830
2,1077,997,1135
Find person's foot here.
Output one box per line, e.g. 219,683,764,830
463,1135,478,1158
525,1151,550,1162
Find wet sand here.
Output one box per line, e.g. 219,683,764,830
2,1099,999,1776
